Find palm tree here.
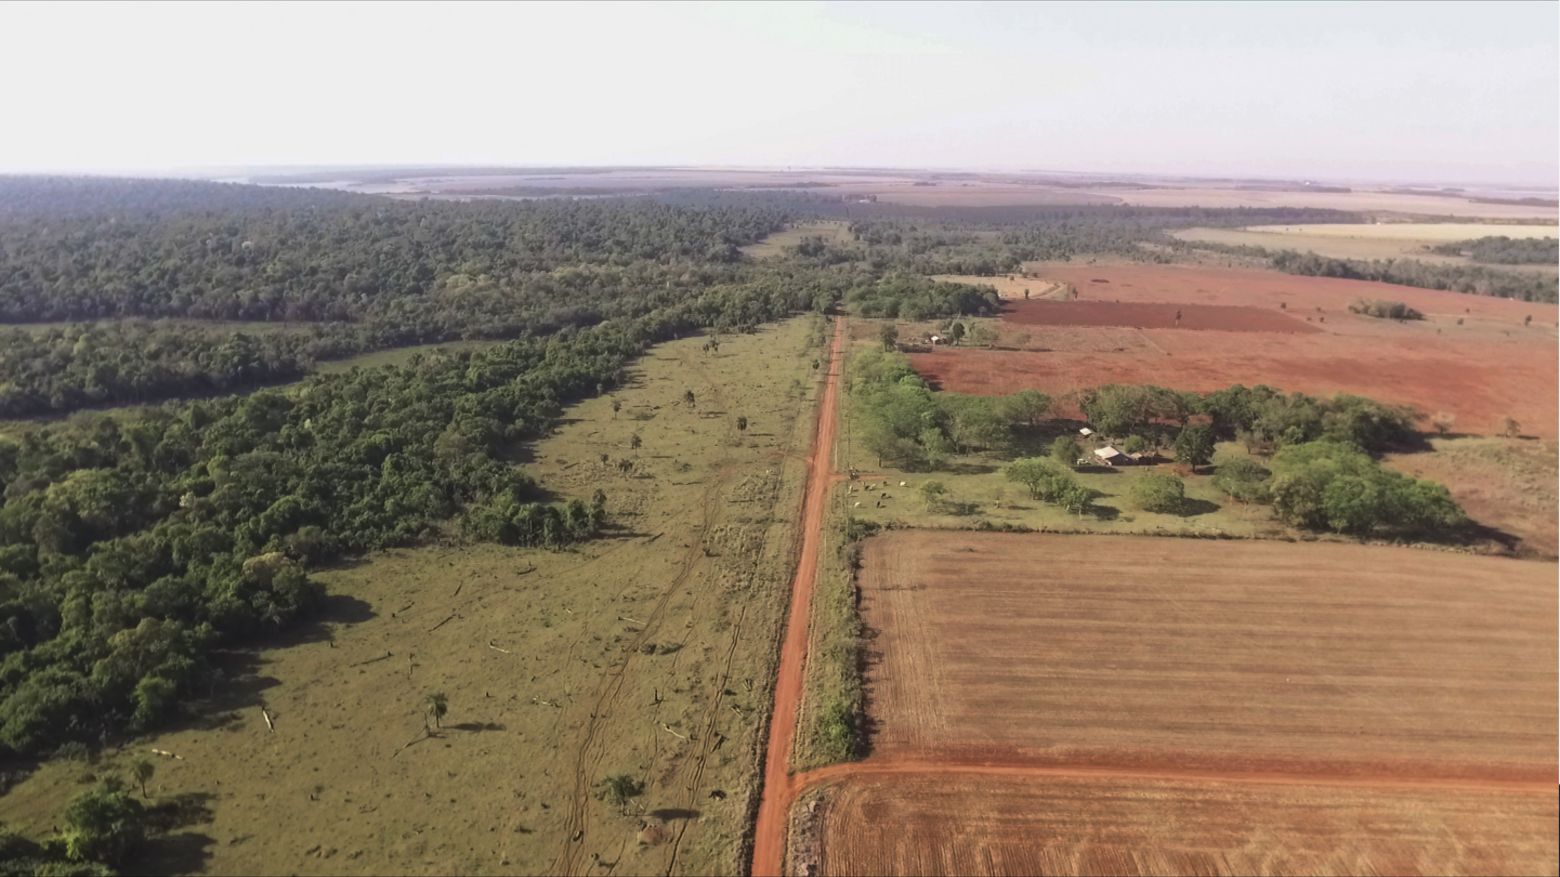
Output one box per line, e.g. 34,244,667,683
425,692,448,730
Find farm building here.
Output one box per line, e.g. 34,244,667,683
1078,427,1095,436
1093,445,1132,466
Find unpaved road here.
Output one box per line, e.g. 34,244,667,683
750,317,846,876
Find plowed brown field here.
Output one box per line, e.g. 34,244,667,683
801,531,1558,875
1002,300,1320,333
913,263,1558,437
813,772,1558,877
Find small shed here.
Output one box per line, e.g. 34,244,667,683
928,334,943,345
1078,427,1095,437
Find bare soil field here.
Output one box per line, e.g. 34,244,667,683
858,531,1556,775
1002,300,1320,333
1246,221,1558,241
1173,224,1553,269
1385,436,1560,558
1027,262,1556,324
794,530,1558,876
931,274,1069,301
912,263,1558,438
1103,186,1559,220
810,772,1559,877
0,318,829,876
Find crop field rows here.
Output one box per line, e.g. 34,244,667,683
794,531,1558,876
911,262,1558,439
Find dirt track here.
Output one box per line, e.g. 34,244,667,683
751,317,846,877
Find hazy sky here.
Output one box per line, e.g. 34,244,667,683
2,1,1555,186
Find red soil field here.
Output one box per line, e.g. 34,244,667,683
857,532,1556,777
798,531,1558,875
1003,299,1320,333
915,264,1558,437
812,772,1558,877
1032,261,1558,324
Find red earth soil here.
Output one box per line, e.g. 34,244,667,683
920,263,1558,438
1003,299,1320,333
1034,261,1558,323
751,317,846,877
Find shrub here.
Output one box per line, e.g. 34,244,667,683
1131,473,1186,514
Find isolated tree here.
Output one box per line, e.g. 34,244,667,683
682,390,696,408
424,692,448,730
947,322,965,345
1430,412,1455,436
610,399,621,417
1502,416,1521,438
1050,435,1080,468
629,433,642,451
59,780,147,866
879,323,898,351
1131,473,1186,514
1057,482,1093,517
130,758,154,799
736,415,748,432
919,480,950,512
1524,314,1533,326
1173,423,1215,472
966,323,998,348
597,773,645,813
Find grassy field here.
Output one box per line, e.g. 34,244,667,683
1173,223,1559,272
741,221,854,259
313,339,505,374
0,317,830,876
1385,436,1560,558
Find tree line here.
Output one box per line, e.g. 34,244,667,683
0,180,839,757
1430,235,1558,265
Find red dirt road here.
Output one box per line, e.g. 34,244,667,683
751,317,846,877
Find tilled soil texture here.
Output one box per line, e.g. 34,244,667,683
858,532,1556,776
796,531,1558,876
913,263,1557,438
1001,300,1321,333
812,771,1559,877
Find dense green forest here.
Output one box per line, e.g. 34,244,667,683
0,179,854,756
1429,235,1559,265
0,323,365,418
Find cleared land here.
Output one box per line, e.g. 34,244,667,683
811,772,1559,877
911,263,1558,438
1102,186,1559,220
742,221,854,258
857,532,1556,772
1385,436,1560,558
1002,300,1319,333
1173,223,1560,272
0,318,828,876
1245,222,1559,241
797,530,1558,875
